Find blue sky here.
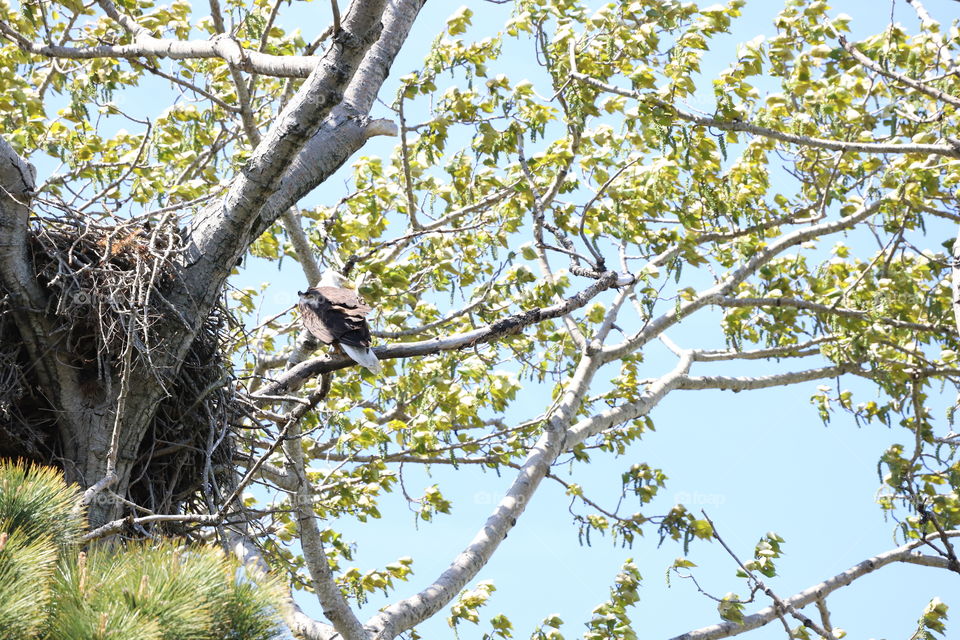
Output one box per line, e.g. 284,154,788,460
12,0,959,636
18,0,942,636
224,2,960,639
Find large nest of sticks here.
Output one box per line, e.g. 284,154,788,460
0,208,239,520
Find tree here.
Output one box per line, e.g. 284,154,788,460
0,0,958,638
0,461,283,639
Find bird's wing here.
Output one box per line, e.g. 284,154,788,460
313,287,374,348
299,298,336,344
315,286,372,316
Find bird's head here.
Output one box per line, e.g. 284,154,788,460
298,288,321,300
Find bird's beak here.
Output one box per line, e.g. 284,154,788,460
297,290,305,296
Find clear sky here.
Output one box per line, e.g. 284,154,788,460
228,1,960,639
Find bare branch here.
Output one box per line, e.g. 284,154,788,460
676,365,858,393
330,0,342,35
815,599,834,636
839,36,960,110
704,513,838,639
282,208,323,286
0,20,319,78
254,272,621,399
602,200,885,363
669,532,960,640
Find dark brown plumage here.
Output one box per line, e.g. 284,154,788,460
298,269,382,373
298,286,373,348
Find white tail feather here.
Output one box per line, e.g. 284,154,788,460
340,343,382,374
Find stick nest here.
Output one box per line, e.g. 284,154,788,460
0,209,239,523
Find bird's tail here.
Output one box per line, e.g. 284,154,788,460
341,343,382,374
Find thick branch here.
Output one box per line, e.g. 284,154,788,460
250,107,399,239
367,282,613,639
254,272,620,399
250,0,423,236
368,422,565,639
228,531,337,640
839,36,960,110
566,350,693,450
567,358,858,451
282,378,366,640
602,200,884,362
0,21,319,78
670,532,960,640
173,0,393,342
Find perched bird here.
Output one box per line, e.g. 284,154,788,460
298,270,382,373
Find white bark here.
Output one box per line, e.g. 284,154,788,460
0,18,318,77
952,226,960,338
178,0,390,312
601,199,884,363
252,0,424,233
670,532,960,640
367,295,612,639
282,209,324,286
229,532,339,640
283,410,368,640
367,422,566,640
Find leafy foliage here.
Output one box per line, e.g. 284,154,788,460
1,0,960,637
583,560,642,640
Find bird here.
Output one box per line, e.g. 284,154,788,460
298,270,382,374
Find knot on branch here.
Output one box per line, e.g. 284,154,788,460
334,18,384,51
489,308,543,338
